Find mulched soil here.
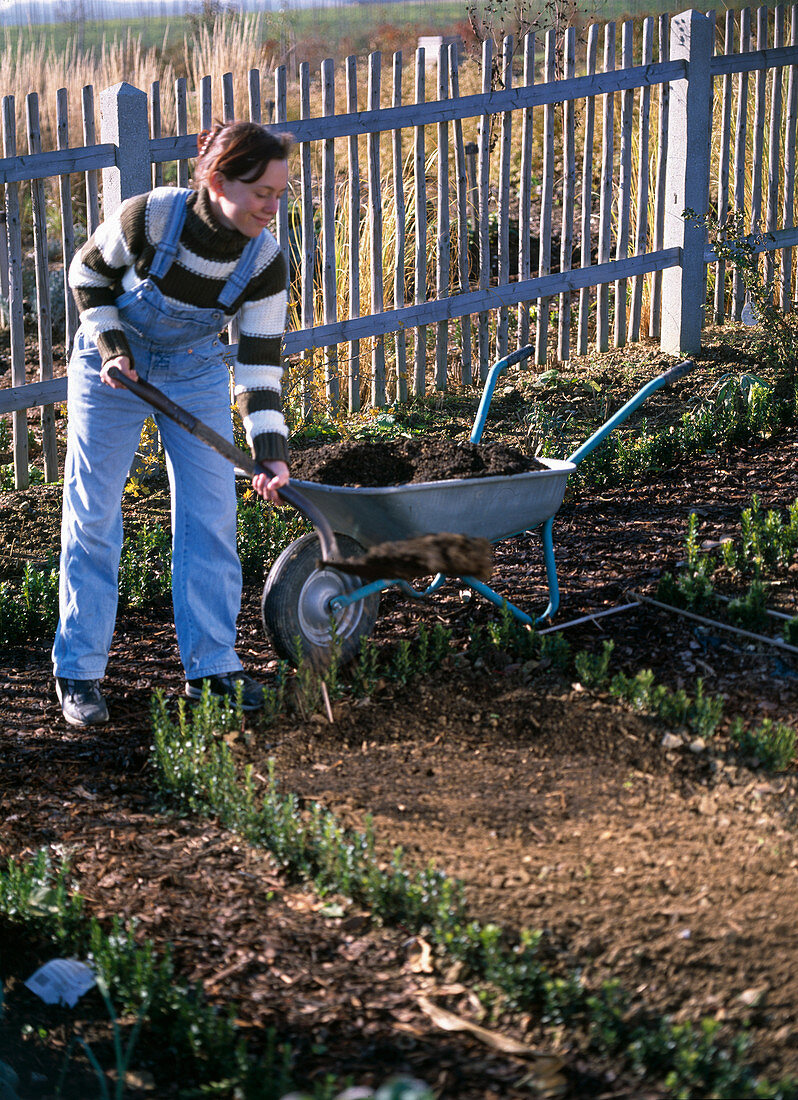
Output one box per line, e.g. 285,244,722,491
289,437,547,486
2,353,798,1098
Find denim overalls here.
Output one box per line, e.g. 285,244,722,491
53,190,266,682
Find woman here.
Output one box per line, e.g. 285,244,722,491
52,121,292,727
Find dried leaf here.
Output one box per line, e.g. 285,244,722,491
416,995,562,1064
406,937,434,974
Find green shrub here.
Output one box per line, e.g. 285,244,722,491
0,560,59,645
118,524,172,608
730,716,796,772
574,639,615,688
727,578,769,631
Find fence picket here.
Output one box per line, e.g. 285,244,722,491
450,45,472,385
714,10,734,322
299,62,315,415
629,17,654,341
614,21,634,348
3,95,28,489
559,26,576,361
392,51,408,401
223,70,240,348
477,39,491,378
200,74,212,131
150,80,163,190
346,56,361,411
368,51,386,406
321,57,339,410
274,67,288,275
536,30,556,365
781,5,798,310
222,71,235,122
435,44,450,388
649,12,669,339
765,5,785,289
26,93,57,483
597,23,616,352
497,35,513,359
414,48,427,393
82,85,101,232
518,33,536,352
732,7,752,318
751,5,768,248
248,68,261,122
175,76,189,187
578,24,598,355
56,88,78,353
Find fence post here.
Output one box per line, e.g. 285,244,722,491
99,82,151,216
660,9,714,355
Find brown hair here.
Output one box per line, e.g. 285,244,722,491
193,120,292,189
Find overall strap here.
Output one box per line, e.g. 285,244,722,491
216,231,266,309
148,190,190,281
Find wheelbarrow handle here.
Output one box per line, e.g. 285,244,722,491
567,358,697,467
106,366,339,562
661,358,695,386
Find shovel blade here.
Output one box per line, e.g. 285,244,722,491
321,532,493,583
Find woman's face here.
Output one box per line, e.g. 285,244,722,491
208,158,288,238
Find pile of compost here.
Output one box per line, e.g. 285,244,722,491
289,437,547,487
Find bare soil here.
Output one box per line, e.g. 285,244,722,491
2,345,798,1099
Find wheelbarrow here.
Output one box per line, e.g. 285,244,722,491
262,349,695,663
109,351,694,666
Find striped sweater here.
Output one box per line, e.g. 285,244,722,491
68,185,289,465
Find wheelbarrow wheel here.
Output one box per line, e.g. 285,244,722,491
261,532,380,666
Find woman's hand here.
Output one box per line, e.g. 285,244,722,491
252,460,289,504
101,356,138,388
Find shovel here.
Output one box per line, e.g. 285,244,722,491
107,367,493,582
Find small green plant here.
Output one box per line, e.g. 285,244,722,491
352,636,380,695
783,617,798,645
574,639,615,688
730,716,796,771
609,671,724,739
118,524,172,608
236,499,309,585
686,208,798,390
0,560,60,645
656,514,716,612
0,850,83,945
540,630,571,671
726,577,769,631
57,971,150,1100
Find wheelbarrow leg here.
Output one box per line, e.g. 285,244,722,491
459,516,560,627
537,516,560,624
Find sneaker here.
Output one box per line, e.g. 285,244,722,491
185,671,265,711
55,678,109,728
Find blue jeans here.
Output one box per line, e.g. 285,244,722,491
52,330,243,682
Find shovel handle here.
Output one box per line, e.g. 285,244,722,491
106,366,339,562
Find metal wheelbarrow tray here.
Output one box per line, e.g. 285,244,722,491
262,349,695,664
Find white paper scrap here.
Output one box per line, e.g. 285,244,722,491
25,959,97,1007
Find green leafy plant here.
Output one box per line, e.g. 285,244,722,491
730,716,796,772
574,639,615,688
0,560,60,645
656,513,717,611
726,577,769,631
783,617,798,645
117,524,172,608
686,208,798,392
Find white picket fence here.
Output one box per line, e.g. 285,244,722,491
2,6,798,488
